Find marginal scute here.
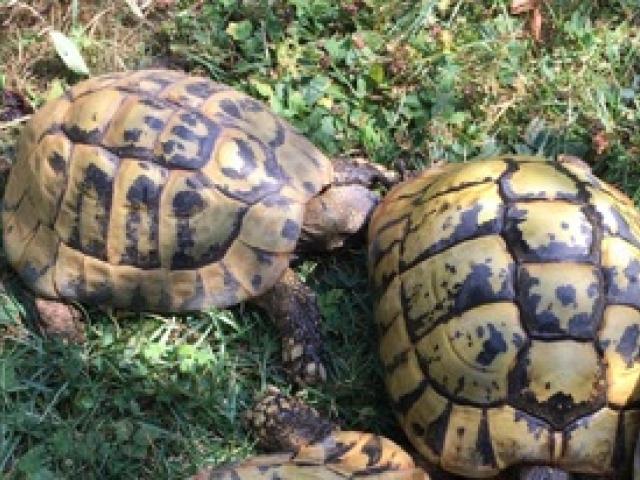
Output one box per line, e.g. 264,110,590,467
3,194,39,266
559,408,619,475
223,241,290,297
3,69,334,311
26,134,72,222
591,186,640,249
370,238,402,297
487,405,551,469
441,406,497,477
385,348,424,403
54,243,85,299
379,315,411,369
298,432,418,476
599,305,640,406
602,236,640,309
238,191,304,253
401,385,450,463
370,156,640,477
198,261,245,308
83,254,114,303
15,224,58,298
375,290,402,360
107,263,143,308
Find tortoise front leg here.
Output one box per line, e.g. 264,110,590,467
195,387,428,479
250,268,326,385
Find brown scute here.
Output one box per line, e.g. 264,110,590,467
2,69,334,311
369,156,640,477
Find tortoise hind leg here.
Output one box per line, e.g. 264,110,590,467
196,387,428,479
250,268,326,385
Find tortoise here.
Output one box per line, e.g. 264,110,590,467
202,155,640,479
197,387,429,480
2,69,397,385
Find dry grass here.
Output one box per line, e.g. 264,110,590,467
0,1,168,94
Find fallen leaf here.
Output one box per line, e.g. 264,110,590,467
352,33,365,49
511,0,544,42
123,0,145,18
531,4,543,42
154,0,176,8
592,130,609,155
49,30,90,76
510,0,537,14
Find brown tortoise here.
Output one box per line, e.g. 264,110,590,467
2,69,397,385
201,156,640,479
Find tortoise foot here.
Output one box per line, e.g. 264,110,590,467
282,335,327,385
252,268,328,386
35,298,85,343
245,386,334,452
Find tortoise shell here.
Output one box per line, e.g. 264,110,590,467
368,156,640,477
206,432,426,479
2,70,332,311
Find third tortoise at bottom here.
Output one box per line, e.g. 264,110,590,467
203,155,640,480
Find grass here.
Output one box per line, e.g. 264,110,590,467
0,0,639,478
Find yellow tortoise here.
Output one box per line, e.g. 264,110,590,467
1,69,397,385
204,156,640,480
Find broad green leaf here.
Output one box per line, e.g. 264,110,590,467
226,20,253,42
249,78,274,99
369,63,385,85
49,30,89,75
45,78,66,102
123,0,145,19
